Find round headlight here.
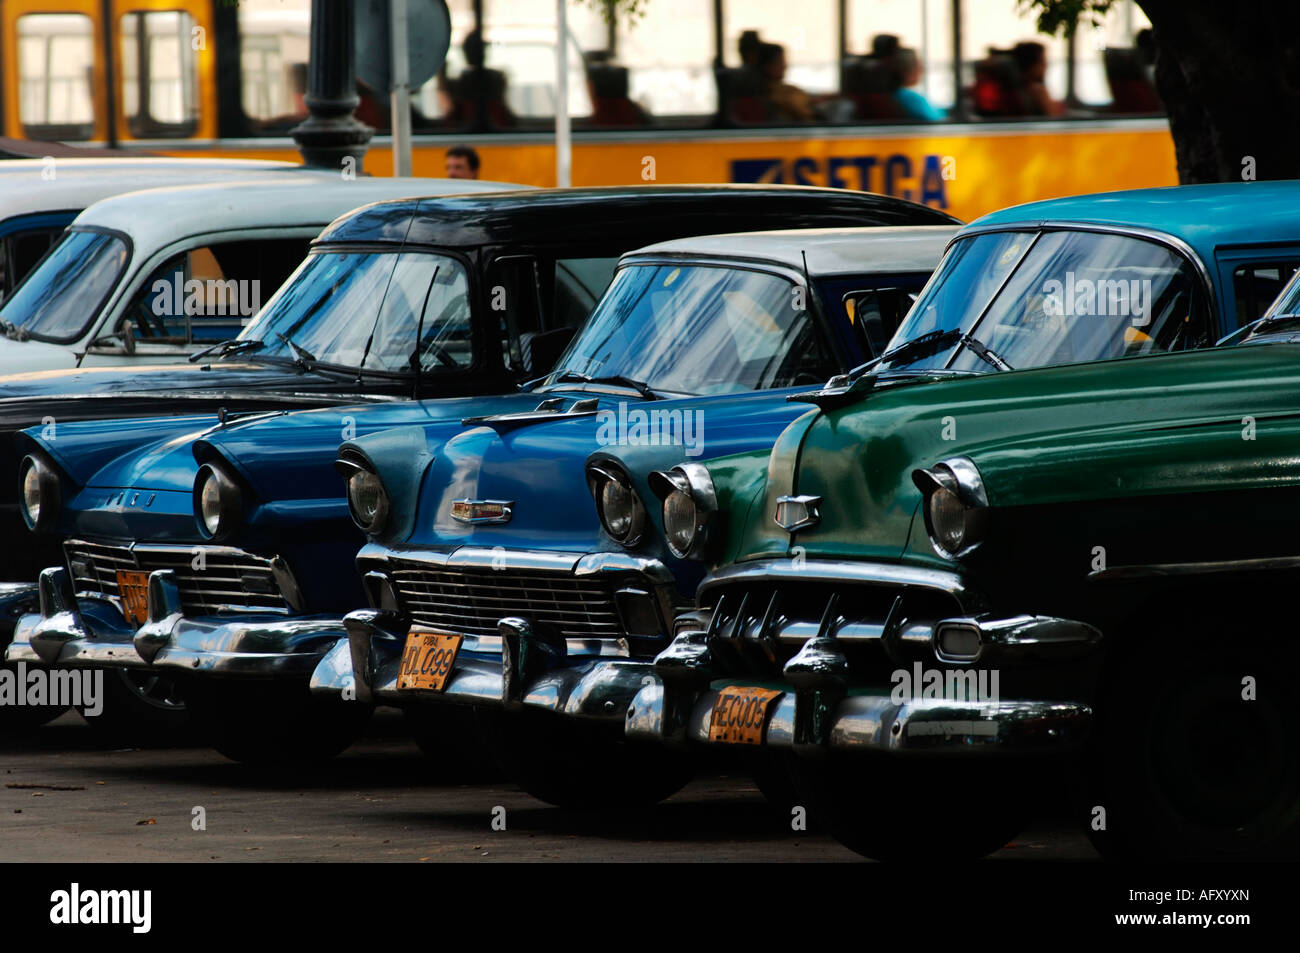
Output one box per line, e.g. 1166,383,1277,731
347,468,389,534
587,464,645,546
194,463,241,539
662,488,698,558
928,485,969,555
914,457,988,558
18,454,60,532
649,463,717,560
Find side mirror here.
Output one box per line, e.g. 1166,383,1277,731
89,319,135,355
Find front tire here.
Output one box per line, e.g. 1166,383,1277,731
790,753,1031,861
184,679,374,766
478,708,695,809
1082,632,1300,860
77,668,188,740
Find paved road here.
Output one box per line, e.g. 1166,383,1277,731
0,710,1099,863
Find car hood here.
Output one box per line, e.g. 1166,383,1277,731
727,344,1300,572
397,389,815,557
0,338,79,375
25,391,561,544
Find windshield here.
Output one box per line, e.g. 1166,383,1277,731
881,229,1207,373
544,263,837,395
0,229,129,343
239,249,472,373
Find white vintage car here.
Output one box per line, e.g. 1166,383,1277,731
0,173,519,375
0,157,315,302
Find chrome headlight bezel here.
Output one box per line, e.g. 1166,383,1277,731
586,461,647,547
194,462,243,540
18,453,61,533
912,456,988,559
648,462,717,560
336,454,390,535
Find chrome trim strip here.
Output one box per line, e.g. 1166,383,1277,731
697,558,972,604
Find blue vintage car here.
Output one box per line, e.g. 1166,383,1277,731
314,226,955,804
5,188,956,744
329,183,1300,809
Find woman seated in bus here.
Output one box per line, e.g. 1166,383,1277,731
873,35,944,121
757,42,817,122
1013,41,1064,116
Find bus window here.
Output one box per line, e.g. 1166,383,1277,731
16,13,95,141
238,0,310,132
1072,3,1158,112
601,0,714,126
844,1,951,119
440,0,596,130
120,10,200,137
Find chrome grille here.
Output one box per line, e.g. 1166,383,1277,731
63,539,288,614
387,560,623,639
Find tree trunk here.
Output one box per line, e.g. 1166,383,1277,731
1139,0,1300,183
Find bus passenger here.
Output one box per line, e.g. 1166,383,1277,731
758,42,816,122
873,35,944,121
450,30,517,128
1013,41,1064,116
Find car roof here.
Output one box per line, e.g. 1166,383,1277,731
628,225,958,274
966,181,1300,263
316,184,960,248
69,175,526,249
0,158,320,219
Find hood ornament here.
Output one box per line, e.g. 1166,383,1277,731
450,499,514,524
774,494,822,533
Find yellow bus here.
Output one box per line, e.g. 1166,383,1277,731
1,0,1177,220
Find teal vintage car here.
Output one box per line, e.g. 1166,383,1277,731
624,182,1300,861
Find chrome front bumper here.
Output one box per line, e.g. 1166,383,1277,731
316,608,655,722
4,566,344,679
0,582,39,646
308,545,686,721
624,558,1102,756
625,681,1093,754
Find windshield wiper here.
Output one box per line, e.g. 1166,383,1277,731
960,333,1014,371
551,371,663,400
0,318,29,342
188,338,264,363
275,332,318,371
875,327,964,371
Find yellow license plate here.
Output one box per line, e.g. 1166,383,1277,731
116,570,150,626
397,629,463,692
708,686,784,745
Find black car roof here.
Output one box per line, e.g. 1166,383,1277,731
314,184,960,249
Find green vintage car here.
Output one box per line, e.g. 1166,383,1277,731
625,183,1300,861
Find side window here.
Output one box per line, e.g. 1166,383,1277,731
843,287,918,357
119,238,309,345
552,256,618,329
16,14,95,140
0,226,65,302
487,256,544,375
1233,262,1300,326
120,10,200,137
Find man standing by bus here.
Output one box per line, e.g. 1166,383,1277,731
445,145,481,179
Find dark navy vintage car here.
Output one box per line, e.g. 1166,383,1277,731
308,226,956,805
4,188,958,740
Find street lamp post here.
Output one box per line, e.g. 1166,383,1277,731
292,0,374,171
